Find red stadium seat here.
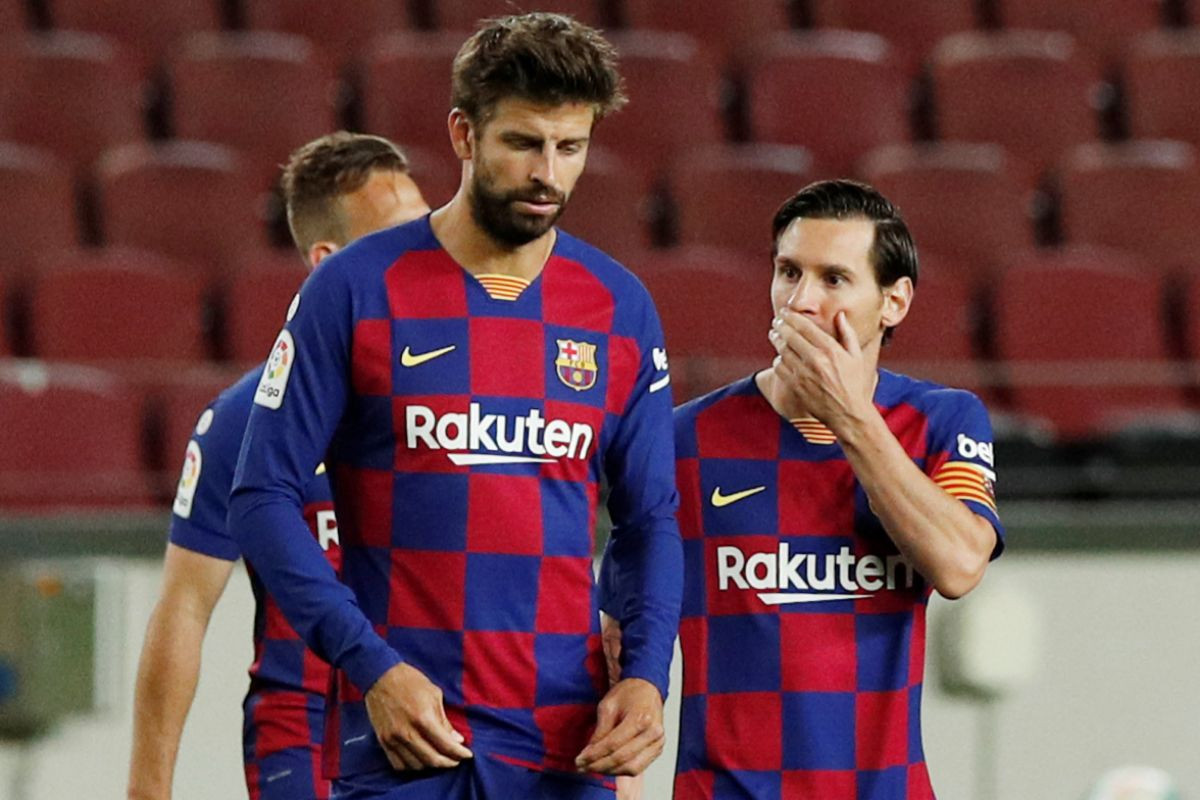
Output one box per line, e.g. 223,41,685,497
999,0,1162,66
1058,140,1200,271
96,141,269,275
432,0,604,30
671,143,817,254
224,248,308,367
931,31,1101,176
637,247,772,401
620,0,791,65
745,31,907,176
169,32,340,184
0,142,77,277
51,0,220,75
0,362,155,510
0,32,143,174
1125,31,1200,149
555,150,652,262
812,0,978,75
0,273,9,356
361,32,464,155
400,144,461,208
28,248,209,364
859,142,1035,279
991,248,1183,438
243,0,410,66
0,1,26,33
598,32,725,183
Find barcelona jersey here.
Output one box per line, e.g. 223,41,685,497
667,371,1003,800
229,216,682,780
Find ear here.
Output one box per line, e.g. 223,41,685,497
308,241,338,268
880,276,914,329
448,108,474,161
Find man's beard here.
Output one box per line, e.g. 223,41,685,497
469,164,567,248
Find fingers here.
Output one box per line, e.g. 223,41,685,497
577,714,665,775
835,310,861,356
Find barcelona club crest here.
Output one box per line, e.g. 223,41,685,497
555,338,599,391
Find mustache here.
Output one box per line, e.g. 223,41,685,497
506,187,566,205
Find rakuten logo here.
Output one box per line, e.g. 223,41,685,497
716,544,914,605
406,403,595,466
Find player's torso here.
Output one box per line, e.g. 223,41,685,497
673,376,935,800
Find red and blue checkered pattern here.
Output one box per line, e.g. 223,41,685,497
671,371,1003,800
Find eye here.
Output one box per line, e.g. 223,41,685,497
825,273,845,287
559,142,583,155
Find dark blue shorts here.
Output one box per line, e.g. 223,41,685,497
331,755,616,800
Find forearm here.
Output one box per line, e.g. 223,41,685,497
127,604,206,800
837,411,994,598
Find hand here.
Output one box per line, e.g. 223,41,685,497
575,678,665,776
600,612,623,686
769,309,876,434
364,662,473,770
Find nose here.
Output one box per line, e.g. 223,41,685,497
529,145,558,189
786,277,819,314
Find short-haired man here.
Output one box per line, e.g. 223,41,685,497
228,13,683,800
604,179,1003,799
127,132,430,800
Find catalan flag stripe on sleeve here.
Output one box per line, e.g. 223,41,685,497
932,460,997,513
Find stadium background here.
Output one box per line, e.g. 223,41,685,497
1,0,1199,797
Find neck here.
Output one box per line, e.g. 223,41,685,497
429,191,556,282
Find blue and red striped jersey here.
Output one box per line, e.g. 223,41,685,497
170,368,340,700
669,371,1003,800
229,216,682,780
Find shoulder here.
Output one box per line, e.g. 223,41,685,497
194,368,261,453
673,375,760,441
877,368,987,418
553,230,655,309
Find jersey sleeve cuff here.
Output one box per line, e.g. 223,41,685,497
343,639,405,695
168,521,241,562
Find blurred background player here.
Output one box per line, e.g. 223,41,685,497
227,12,682,800
604,179,1004,799
126,131,430,800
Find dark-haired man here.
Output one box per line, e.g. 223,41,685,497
228,13,682,800
127,132,430,800
604,179,1003,800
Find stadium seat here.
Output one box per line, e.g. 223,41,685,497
670,143,817,254
637,247,771,401
96,141,269,275
998,0,1163,66
1183,269,1200,362
361,32,465,155
0,1,26,33
0,32,143,174
1058,140,1200,271
27,248,209,364
243,0,410,66
0,142,77,277
169,32,340,184
224,248,308,367
620,0,791,65
50,0,220,76
812,0,978,75
431,0,604,30
1125,31,1200,148
0,361,155,509
597,31,725,183
744,31,907,176
991,248,1184,439
555,149,652,262
400,143,461,209
0,273,9,356
930,31,1101,176
859,142,1035,279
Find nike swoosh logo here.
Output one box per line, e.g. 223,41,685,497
400,344,456,367
710,485,766,507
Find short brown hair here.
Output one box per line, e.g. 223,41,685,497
450,12,627,127
281,131,409,256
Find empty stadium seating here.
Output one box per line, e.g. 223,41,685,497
0,361,154,509
1058,140,1200,271
399,144,461,208
169,31,340,183
859,142,1035,279
671,143,817,253
223,248,308,366
931,31,1101,176
745,30,907,176
50,0,220,76
0,31,143,174
620,0,791,65
991,248,1185,438
1125,30,1200,148
243,0,410,66
361,31,465,155
433,0,603,30
27,248,209,364
998,0,1163,66
0,142,77,276
812,0,978,75
96,141,269,274
555,150,652,262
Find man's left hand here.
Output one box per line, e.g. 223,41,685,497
770,309,875,434
575,678,665,776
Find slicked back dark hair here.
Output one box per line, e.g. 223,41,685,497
772,179,918,343
451,12,627,127
281,131,409,257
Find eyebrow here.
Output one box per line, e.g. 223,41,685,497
774,255,853,275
